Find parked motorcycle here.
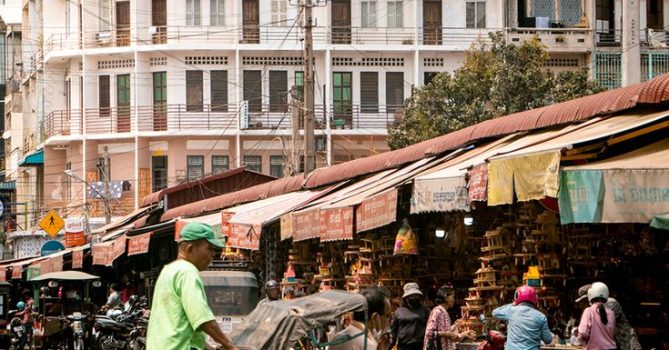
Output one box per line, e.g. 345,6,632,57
476,314,507,350
126,314,148,350
66,312,91,350
94,296,148,350
6,311,25,350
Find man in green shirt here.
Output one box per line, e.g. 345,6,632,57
146,222,239,350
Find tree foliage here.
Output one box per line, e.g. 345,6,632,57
388,32,604,150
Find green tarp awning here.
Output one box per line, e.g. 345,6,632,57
18,148,44,166
650,213,669,230
0,180,15,190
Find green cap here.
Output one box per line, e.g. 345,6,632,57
180,222,225,248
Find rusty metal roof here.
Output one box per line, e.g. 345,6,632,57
161,174,305,221
141,167,275,208
304,73,669,189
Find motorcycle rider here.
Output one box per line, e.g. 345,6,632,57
257,280,281,307
13,301,28,350
576,282,616,350
492,285,553,350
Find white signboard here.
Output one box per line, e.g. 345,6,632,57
65,217,84,233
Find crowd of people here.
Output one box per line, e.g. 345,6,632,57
141,222,640,350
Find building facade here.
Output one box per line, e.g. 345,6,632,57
7,0,669,233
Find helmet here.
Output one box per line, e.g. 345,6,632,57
128,295,138,306
587,282,609,302
265,280,280,290
514,285,538,306
16,301,25,310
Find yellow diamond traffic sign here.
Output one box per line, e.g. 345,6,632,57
39,210,65,238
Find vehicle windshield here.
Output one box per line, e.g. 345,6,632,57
205,286,257,316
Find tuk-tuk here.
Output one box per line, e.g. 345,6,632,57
229,290,369,350
29,271,99,348
200,270,259,334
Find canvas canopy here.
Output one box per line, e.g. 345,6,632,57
30,270,99,281
229,290,367,350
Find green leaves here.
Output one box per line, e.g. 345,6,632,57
388,32,604,150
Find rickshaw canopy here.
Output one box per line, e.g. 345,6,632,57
29,270,100,281
229,290,367,350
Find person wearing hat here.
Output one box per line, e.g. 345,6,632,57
386,282,431,350
576,282,616,350
146,222,239,350
575,283,640,350
257,279,282,307
283,287,296,300
492,285,553,350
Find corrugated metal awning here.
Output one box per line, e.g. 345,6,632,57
227,190,327,228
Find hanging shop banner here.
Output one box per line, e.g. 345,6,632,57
0,268,6,282
112,235,127,260
11,265,23,279
488,151,560,206
174,219,188,241
37,260,50,275
293,209,321,242
468,164,488,202
226,224,260,250
51,255,64,273
320,207,354,242
92,241,114,266
280,213,293,241
64,217,87,247
411,177,468,214
72,249,84,269
356,189,398,233
127,232,152,256
221,212,234,239
559,169,669,224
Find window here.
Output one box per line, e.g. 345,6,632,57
99,0,112,31
424,72,438,85
243,155,262,173
271,0,288,24
243,70,262,113
152,156,168,192
186,0,201,26
361,1,377,28
99,75,110,117
332,72,353,124
270,156,285,177
466,1,486,28
269,71,288,112
387,1,403,28
211,70,228,112
360,72,378,113
385,72,404,113
187,155,205,180
186,70,203,112
212,155,230,174
210,0,225,26
294,71,304,101
97,157,110,181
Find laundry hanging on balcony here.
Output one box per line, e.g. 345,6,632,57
88,181,124,199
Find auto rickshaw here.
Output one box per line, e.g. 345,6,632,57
29,271,99,349
200,269,259,335
229,290,371,350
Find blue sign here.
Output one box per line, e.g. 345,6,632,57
40,240,65,256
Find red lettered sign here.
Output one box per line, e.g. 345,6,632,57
72,250,84,269
127,232,151,256
320,207,354,242
468,163,488,202
292,209,320,242
355,189,398,233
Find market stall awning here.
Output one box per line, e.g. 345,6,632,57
558,138,669,224
18,148,44,166
223,190,330,250
0,180,16,190
176,212,224,240
95,205,155,238
651,213,669,230
30,270,99,281
487,110,669,206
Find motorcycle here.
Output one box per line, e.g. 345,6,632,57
66,312,90,350
126,314,148,350
94,296,148,350
476,314,507,350
6,311,25,350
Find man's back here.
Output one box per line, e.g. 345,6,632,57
329,324,377,350
147,260,216,350
492,303,552,350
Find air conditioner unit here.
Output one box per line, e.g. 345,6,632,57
95,31,113,44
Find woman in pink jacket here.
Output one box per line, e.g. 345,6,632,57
578,282,616,350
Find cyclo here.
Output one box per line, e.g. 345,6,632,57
29,271,99,350
229,290,378,350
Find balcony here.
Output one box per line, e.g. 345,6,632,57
44,104,400,139
507,27,593,52
595,28,669,48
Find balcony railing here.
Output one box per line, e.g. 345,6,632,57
507,27,593,51
45,104,400,138
595,28,669,48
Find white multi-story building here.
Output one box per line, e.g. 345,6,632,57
7,0,669,229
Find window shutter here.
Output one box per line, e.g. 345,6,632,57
243,70,262,112
99,75,110,117
186,70,203,112
385,72,404,113
211,70,228,112
360,72,378,113
269,71,288,112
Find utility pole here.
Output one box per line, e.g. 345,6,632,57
102,146,112,225
290,87,301,175
303,0,316,176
